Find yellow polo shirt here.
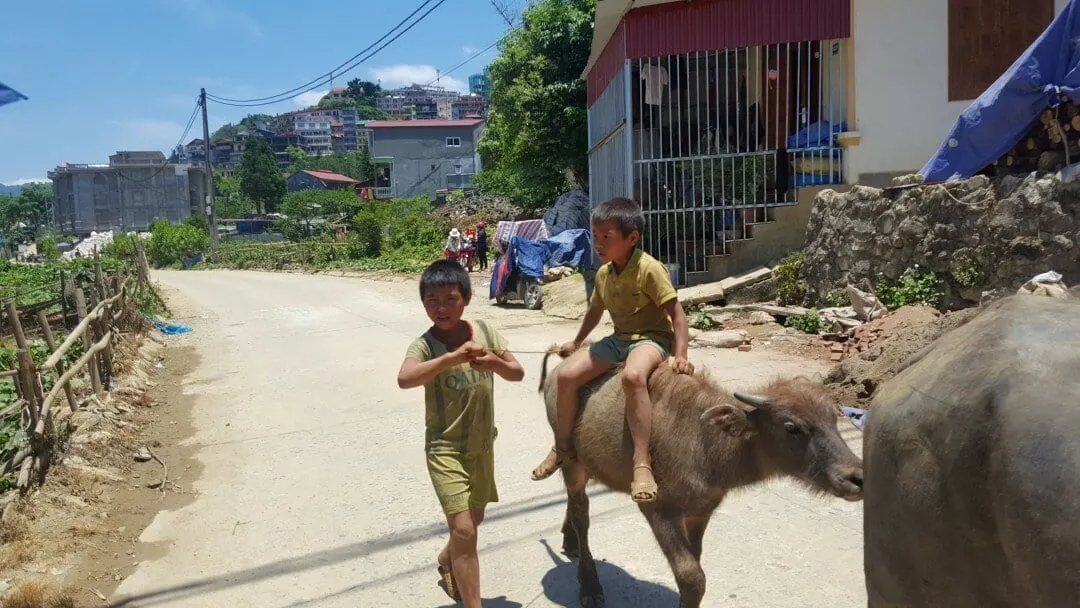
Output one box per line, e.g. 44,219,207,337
590,249,677,351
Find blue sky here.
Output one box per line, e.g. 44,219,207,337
0,0,514,184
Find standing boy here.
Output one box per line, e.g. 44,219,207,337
529,197,694,503
397,260,525,606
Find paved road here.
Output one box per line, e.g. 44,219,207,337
114,270,866,607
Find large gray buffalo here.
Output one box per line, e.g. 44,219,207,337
864,295,1080,607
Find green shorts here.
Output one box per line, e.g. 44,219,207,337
589,335,669,364
427,451,499,516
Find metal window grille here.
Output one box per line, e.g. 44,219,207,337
624,40,846,286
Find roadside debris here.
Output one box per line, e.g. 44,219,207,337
1017,270,1070,299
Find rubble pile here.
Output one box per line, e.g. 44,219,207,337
432,194,528,229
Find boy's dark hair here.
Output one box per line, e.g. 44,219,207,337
419,259,472,300
592,197,645,237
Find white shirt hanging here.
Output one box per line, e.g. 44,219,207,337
641,64,669,106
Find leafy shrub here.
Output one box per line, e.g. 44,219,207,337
774,252,807,305
875,265,945,309
949,250,986,288
785,310,823,334
687,305,719,331
147,219,210,268
36,237,61,262
103,233,141,260
351,207,383,258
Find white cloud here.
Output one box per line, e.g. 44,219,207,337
294,90,329,109
462,46,479,57
5,178,47,186
368,65,468,93
170,0,263,38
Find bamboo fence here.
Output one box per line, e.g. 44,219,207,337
0,247,146,494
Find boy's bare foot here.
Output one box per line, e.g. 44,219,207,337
530,445,574,481
631,464,658,503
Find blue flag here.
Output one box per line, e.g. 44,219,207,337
0,81,28,108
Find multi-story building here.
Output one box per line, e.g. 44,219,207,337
469,72,492,99
290,108,362,154
366,118,485,198
49,151,208,235
294,114,332,156
451,94,488,119
378,84,460,119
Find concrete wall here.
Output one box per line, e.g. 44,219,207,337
52,166,204,235
847,0,1069,186
371,125,483,198
707,186,846,281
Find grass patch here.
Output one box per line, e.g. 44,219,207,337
1,580,76,608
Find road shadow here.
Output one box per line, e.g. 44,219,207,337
109,487,617,607
538,540,679,607
435,596,523,608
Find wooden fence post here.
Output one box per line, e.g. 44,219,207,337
73,289,102,395
5,302,42,444
36,311,78,413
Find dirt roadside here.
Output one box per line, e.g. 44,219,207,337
0,335,202,606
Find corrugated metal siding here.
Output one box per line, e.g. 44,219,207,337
624,0,850,60
588,125,628,206
587,21,627,107
588,67,626,148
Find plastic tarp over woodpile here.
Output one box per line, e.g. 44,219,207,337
921,1,1080,181
543,190,591,235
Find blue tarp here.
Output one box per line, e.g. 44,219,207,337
543,228,592,269
788,120,847,149
489,231,594,300
0,81,27,108
921,1,1080,182
146,316,193,336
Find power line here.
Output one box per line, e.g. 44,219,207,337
423,37,505,90
116,97,202,186
206,0,448,108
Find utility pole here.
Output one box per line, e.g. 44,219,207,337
200,88,219,252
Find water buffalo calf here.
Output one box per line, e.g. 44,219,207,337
865,295,1080,607
539,352,864,608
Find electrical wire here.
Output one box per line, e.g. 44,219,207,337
206,0,448,108
421,36,505,90
116,97,202,185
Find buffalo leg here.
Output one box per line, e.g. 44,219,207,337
683,514,710,561
642,505,706,608
563,463,603,607
561,505,579,559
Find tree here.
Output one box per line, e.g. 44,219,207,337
287,148,373,182
238,137,287,213
347,79,382,101
213,173,258,219
476,0,594,209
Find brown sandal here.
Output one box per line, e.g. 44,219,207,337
437,563,461,601
531,445,575,481
631,464,658,503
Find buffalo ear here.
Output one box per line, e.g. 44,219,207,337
701,404,756,438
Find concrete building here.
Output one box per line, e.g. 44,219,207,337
452,94,488,119
582,0,1062,286
469,72,491,99
49,151,208,235
366,118,485,198
294,114,332,156
378,84,460,120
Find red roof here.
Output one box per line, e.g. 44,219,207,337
364,119,485,129
302,170,358,184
